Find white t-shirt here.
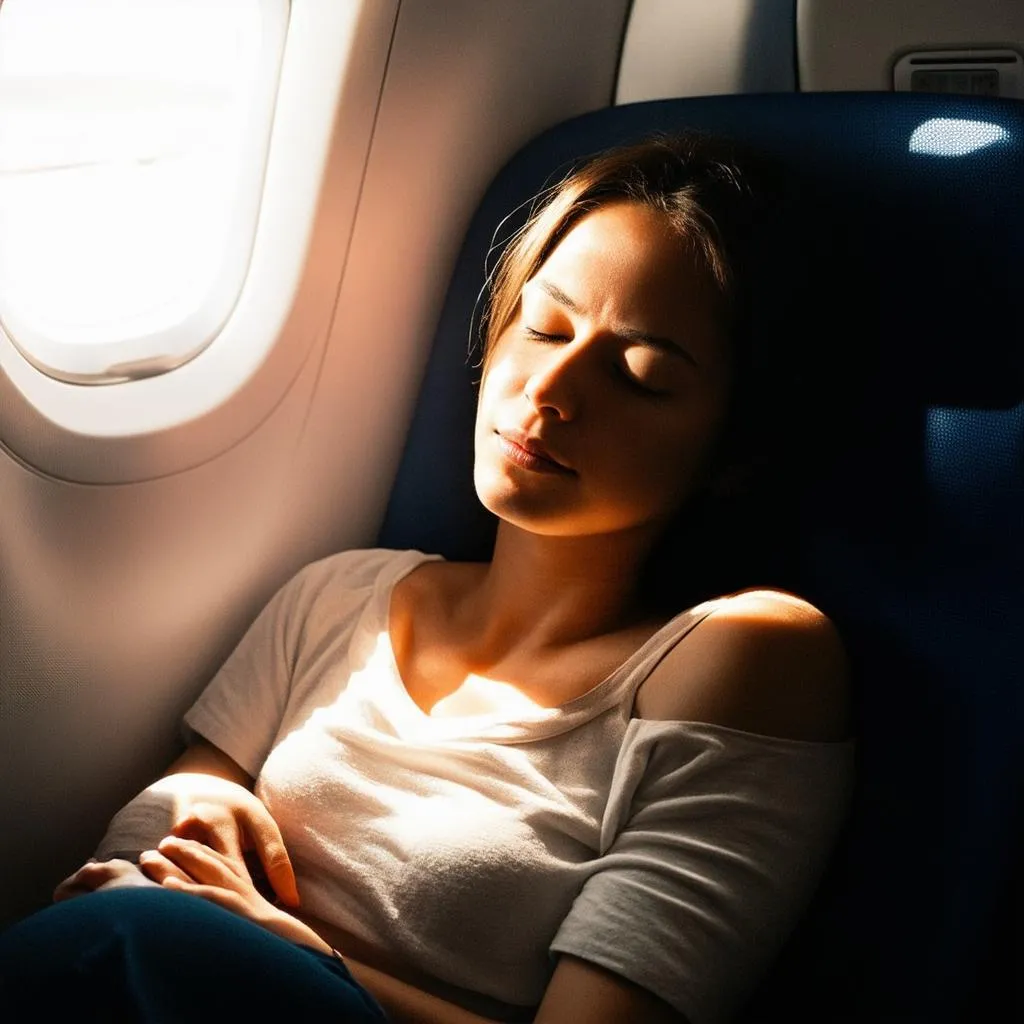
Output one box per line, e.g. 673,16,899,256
184,548,854,1024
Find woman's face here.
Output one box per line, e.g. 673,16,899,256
474,199,733,541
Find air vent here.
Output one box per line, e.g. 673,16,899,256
894,49,1024,99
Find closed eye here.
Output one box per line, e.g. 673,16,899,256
522,326,568,342
614,363,668,397
525,327,668,396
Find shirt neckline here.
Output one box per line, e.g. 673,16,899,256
372,549,721,743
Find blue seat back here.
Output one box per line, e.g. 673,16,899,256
379,93,1024,1021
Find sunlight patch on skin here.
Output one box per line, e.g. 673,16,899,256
366,629,547,720
275,631,557,750
427,674,544,719
146,771,246,818
716,588,821,623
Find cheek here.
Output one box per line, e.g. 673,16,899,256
625,409,726,500
476,355,519,423
624,443,693,503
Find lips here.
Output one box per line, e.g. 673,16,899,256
496,428,573,473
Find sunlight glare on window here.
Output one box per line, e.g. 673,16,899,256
0,0,287,382
908,118,1010,157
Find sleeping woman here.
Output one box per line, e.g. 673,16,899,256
0,134,853,1024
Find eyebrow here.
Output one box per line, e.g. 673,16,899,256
533,278,698,367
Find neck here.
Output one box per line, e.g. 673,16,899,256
453,521,662,659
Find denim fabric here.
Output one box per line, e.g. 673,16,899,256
0,888,388,1023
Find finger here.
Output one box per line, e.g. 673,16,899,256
53,877,92,902
54,865,92,901
161,876,246,915
246,817,300,908
138,849,194,885
171,814,246,868
53,860,134,902
157,836,241,888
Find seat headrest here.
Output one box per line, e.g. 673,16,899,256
382,92,1023,560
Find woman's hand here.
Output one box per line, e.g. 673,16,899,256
53,858,164,902
90,740,299,909
144,772,300,908
139,836,326,952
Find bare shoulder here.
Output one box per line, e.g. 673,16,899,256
634,589,851,742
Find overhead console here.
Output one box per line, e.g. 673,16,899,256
798,0,1024,97
616,1,1024,104
893,49,1024,99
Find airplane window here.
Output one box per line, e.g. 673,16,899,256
0,0,287,384
909,117,1011,157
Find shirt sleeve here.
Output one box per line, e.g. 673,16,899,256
549,719,855,1024
182,560,330,778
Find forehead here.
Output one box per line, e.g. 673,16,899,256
527,200,725,358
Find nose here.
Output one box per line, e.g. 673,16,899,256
524,342,591,420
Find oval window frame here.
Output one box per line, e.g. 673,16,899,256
0,0,401,484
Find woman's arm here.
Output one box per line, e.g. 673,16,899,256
90,737,259,863
163,734,255,785
56,737,298,907
535,956,688,1024
338,959,503,1024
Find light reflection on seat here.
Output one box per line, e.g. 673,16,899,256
909,117,1009,156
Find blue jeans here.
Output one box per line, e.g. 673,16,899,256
0,888,388,1022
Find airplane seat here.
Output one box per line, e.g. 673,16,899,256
379,93,1024,1022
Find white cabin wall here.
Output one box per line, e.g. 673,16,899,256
617,0,796,102
0,359,322,920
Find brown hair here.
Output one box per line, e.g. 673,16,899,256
478,132,759,374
